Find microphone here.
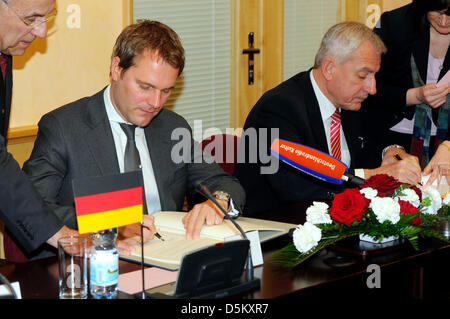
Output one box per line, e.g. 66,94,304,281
0,273,17,299
194,181,255,281
270,138,364,186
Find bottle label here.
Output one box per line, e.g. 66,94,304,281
90,250,118,286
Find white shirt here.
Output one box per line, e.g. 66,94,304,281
103,85,162,214
310,71,351,166
310,71,365,178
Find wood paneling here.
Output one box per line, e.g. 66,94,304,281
230,0,283,129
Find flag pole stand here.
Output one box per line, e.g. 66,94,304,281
140,222,145,299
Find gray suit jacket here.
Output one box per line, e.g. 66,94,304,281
23,88,245,258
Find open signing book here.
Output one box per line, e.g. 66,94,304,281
121,211,295,270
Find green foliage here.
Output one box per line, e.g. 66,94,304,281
272,207,450,269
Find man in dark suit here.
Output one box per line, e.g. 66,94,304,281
0,0,86,261
234,22,422,216
23,20,245,258
0,53,12,139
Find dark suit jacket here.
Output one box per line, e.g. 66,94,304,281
23,88,245,258
361,3,450,167
0,54,63,256
233,71,366,216
0,54,12,138
0,134,63,254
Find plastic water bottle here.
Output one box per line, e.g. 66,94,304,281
89,228,119,299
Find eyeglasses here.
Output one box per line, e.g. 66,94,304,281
1,0,57,29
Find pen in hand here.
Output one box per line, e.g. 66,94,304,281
142,225,165,241
393,153,423,186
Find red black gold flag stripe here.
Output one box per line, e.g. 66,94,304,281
73,171,144,234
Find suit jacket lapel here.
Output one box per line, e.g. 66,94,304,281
0,64,5,137
341,110,360,167
415,30,450,82
0,55,12,138
302,71,330,154
83,89,120,176
143,111,172,210
411,27,429,83
440,39,450,81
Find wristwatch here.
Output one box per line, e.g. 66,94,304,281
212,191,240,218
381,144,405,159
212,191,230,212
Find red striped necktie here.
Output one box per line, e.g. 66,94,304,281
330,109,341,160
0,54,7,80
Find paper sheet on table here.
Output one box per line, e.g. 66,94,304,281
421,174,439,186
437,69,450,87
118,268,178,295
224,230,264,267
0,281,22,299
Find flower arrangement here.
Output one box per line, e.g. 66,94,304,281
272,174,450,268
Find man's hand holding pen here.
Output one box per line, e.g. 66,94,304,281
117,215,160,254
370,146,422,186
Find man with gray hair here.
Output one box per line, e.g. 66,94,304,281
0,0,148,261
234,21,422,216
0,0,83,261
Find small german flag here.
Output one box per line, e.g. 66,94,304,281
73,171,144,234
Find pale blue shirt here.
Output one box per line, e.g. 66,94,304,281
103,85,239,217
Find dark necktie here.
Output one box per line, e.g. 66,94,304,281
0,54,7,80
119,123,141,172
119,123,148,214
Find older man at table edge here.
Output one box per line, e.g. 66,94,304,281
234,22,422,215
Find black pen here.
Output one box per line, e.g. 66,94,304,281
154,232,164,241
142,225,165,241
394,153,423,186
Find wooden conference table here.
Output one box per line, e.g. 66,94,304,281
1,202,449,299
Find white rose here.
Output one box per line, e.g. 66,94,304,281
360,187,378,200
306,201,332,225
394,188,421,208
370,197,400,224
444,193,450,205
421,186,442,215
292,222,322,253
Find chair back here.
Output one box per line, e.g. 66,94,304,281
201,134,240,175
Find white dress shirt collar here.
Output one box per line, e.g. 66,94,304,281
103,84,162,214
309,70,338,121
309,70,352,168
104,85,127,124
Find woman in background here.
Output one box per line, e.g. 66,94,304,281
362,0,450,170
424,140,450,184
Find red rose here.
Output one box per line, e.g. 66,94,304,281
398,200,421,227
360,174,402,197
330,188,370,226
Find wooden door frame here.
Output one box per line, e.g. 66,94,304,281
230,0,284,129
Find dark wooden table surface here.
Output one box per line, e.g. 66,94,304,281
1,202,449,299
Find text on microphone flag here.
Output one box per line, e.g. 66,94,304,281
270,138,347,185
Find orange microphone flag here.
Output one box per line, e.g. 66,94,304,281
73,171,144,234
270,138,347,185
